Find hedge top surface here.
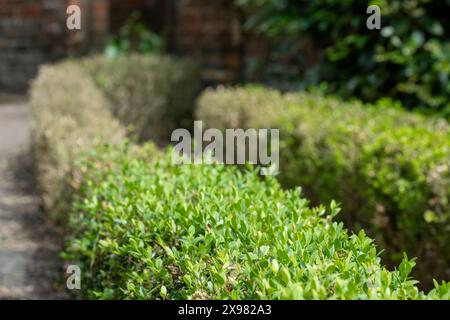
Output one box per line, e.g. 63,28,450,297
80,54,200,142
195,86,450,286
65,145,449,300
29,61,126,216
196,86,450,226
197,85,450,131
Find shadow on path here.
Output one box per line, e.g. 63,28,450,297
0,99,67,299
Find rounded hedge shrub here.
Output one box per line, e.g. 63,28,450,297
80,54,200,143
30,57,450,300
196,86,450,287
63,143,449,299
30,54,199,219
29,62,126,220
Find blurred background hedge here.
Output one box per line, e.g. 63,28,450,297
197,86,450,288
30,62,126,221
22,0,449,298
81,54,200,143
30,54,199,221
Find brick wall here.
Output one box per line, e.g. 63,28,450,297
170,0,320,87
171,0,241,85
0,0,109,92
0,0,64,91
0,0,319,92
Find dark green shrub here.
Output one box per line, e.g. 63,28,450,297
29,62,126,220
105,12,164,58
81,54,200,143
196,86,450,287
63,143,449,299
235,0,450,114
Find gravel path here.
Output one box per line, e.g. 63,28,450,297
0,97,66,299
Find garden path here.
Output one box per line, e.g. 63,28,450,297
0,96,65,299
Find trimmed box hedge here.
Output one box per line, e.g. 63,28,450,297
80,54,200,143
30,62,126,220
30,54,199,218
196,86,450,287
63,143,449,299
29,58,450,300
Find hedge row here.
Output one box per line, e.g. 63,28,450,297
63,143,449,299
30,62,126,219
30,54,199,217
80,54,200,143
196,86,450,287
30,59,450,299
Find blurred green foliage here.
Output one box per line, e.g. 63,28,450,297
235,0,450,115
197,85,450,287
30,57,450,300
81,54,200,143
63,143,449,299
105,12,164,58
29,53,199,220
29,62,126,221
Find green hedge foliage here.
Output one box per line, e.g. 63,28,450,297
235,0,450,115
63,143,449,299
30,58,450,300
29,62,126,219
30,54,199,217
81,54,200,143
196,86,450,287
